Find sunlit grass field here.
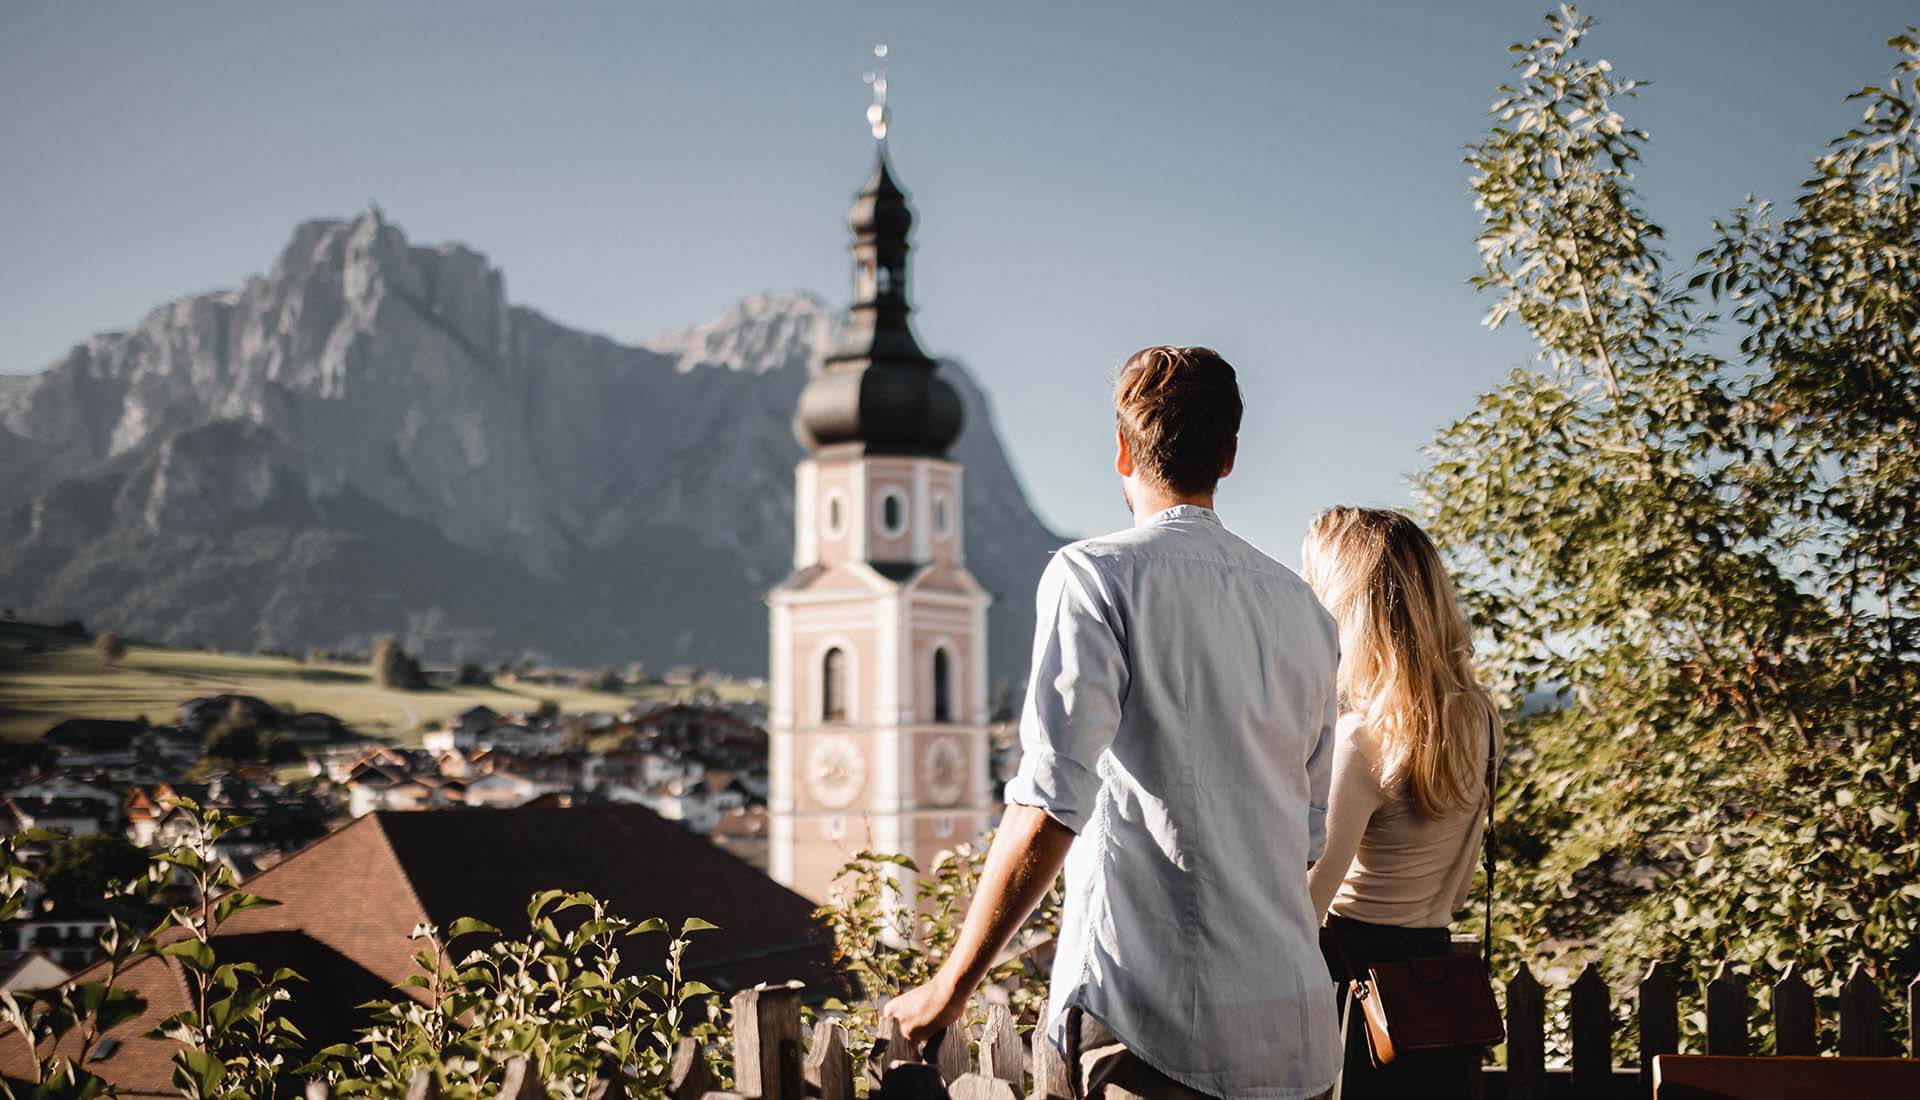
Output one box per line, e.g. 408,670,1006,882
0,621,762,743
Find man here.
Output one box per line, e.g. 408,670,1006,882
885,346,1341,1100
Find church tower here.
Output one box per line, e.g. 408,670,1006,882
767,65,993,903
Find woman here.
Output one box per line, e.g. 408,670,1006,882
1301,507,1501,1098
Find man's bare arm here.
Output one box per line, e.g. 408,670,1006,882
882,804,1076,1041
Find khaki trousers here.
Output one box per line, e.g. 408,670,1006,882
1069,1010,1334,1100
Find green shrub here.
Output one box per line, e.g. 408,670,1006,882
1422,7,1920,1051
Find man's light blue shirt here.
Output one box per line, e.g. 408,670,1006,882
1004,505,1341,1100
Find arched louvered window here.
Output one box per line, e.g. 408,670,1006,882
823,647,848,722
932,648,954,724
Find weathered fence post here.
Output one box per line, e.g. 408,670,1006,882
732,985,804,1100
1639,961,1679,1090
1569,963,1613,1092
1505,964,1546,1100
1908,974,1919,1057
499,1057,549,1100
1030,1023,1071,1100
871,1014,946,1100
878,1062,950,1100
1772,965,1817,1057
404,1067,439,1100
670,1036,720,1100
950,1076,1020,1100
588,1064,628,1100
874,1014,923,1068
948,1006,1021,1100
1706,963,1750,1057
932,1024,971,1086
804,1020,853,1100
1838,964,1883,1057
980,1003,1024,1084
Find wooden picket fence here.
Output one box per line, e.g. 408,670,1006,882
1488,959,1920,1098
309,963,1920,1100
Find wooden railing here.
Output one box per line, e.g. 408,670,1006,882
307,963,1920,1100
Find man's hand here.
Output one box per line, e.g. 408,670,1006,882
882,969,968,1044
878,806,1076,1046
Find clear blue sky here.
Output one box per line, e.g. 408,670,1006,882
3,1,1911,561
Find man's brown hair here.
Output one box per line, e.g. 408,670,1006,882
1114,346,1244,496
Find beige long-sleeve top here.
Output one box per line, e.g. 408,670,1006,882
1307,714,1496,927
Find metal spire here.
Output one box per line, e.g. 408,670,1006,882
862,44,890,141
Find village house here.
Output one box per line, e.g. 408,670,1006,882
128,778,329,860
456,770,540,808
289,712,353,747
306,743,412,783
8,776,118,812
1,796,110,837
344,763,451,818
0,950,70,993
709,804,770,871
455,704,498,739
40,719,144,769
0,900,114,972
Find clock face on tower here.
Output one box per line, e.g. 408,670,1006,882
807,735,867,809
922,735,968,807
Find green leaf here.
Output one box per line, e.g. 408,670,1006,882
158,938,215,970
171,1048,225,1100
447,917,502,939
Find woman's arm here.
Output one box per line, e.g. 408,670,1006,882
1306,717,1386,920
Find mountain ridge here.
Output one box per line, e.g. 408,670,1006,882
0,209,1066,683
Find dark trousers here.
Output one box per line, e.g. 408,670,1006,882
1065,1008,1332,1100
1320,915,1476,1100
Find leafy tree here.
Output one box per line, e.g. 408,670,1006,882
581,666,623,694
1421,7,1920,1048
202,702,263,764
533,700,561,722
989,680,1016,725
370,639,426,692
90,632,126,666
40,835,148,908
454,663,491,687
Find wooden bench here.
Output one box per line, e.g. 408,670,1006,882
1653,1054,1920,1099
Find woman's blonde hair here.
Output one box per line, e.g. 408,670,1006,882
1301,506,1499,819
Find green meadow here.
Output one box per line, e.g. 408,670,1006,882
0,621,759,744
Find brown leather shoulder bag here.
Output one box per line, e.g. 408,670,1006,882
1342,731,1505,1066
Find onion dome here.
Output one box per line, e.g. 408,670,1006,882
794,145,963,457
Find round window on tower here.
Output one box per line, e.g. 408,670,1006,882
877,488,908,539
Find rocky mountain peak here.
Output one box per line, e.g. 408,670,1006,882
643,292,836,376
0,212,1065,679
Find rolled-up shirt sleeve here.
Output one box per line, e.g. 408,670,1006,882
1002,548,1127,835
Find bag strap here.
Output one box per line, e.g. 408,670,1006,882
1481,716,1498,970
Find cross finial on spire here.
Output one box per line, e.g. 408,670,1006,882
862,44,890,142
